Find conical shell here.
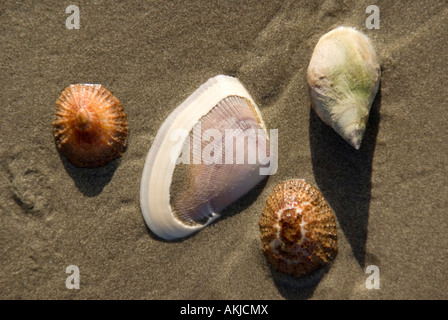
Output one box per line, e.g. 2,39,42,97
307,27,380,149
259,179,338,278
53,84,128,167
140,75,274,240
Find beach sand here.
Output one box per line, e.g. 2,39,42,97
1,0,447,299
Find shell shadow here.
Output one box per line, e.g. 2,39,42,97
220,175,269,219
58,150,120,197
270,263,330,300
309,86,382,267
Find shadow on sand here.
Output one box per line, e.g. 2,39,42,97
308,87,382,267
271,264,332,299
59,152,120,197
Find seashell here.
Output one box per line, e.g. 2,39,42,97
53,84,128,167
307,27,381,150
259,179,338,278
140,75,274,240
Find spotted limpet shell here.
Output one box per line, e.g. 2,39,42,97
53,84,128,167
259,179,338,278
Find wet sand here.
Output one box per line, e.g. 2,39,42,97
1,0,447,299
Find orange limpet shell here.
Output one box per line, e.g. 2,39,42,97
53,84,129,167
259,179,338,278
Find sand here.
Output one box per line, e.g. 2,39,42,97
1,0,447,300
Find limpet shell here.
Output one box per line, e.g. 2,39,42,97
259,179,338,278
53,84,128,167
307,26,381,149
140,75,274,240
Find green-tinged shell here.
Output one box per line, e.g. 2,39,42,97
307,27,380,149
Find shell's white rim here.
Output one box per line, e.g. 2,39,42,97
140,75,267,240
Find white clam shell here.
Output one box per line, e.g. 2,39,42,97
307,27,381,149
140,75,272,240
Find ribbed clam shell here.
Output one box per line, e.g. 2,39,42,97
140,75,272,240
171,96,270,225
307,27,380,149
53,84,128,167
259,179,337,278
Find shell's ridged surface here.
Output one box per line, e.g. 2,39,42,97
307,27,380,149
171,95,270,225
140,75,271,240
259,179,337,278
53,84,128,167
